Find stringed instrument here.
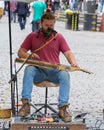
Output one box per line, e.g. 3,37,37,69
15,58,93,74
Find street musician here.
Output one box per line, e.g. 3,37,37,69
17,11,78,122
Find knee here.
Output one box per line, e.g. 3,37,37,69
24,66,36,76
59,71,70,81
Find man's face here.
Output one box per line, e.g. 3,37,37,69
40,19,55,36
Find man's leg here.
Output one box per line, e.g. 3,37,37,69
45,69,70,107
32,21,40,32
58,71,70,107
46,69,71,122
22,15,26,29
58,71,72,122
10,11,13,22
13,12,16,22
19,66,45,116
18,15,23,30
22,66,46,101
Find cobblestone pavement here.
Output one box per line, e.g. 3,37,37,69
0,15,104,129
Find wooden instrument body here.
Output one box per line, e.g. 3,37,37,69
15,58,93,74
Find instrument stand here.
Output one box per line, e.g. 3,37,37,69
10,73,18,116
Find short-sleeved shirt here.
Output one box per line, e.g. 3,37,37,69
10,1,17,12
21,31,70,64
32,1,46,22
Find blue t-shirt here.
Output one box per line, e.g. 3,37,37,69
32,1,46,22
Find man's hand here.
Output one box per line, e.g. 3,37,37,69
31,53,40,60
71,63,79,67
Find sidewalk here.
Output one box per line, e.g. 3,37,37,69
0,15,104,129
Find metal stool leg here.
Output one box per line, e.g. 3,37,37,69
33,87,58,115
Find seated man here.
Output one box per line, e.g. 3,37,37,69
18,11,78,122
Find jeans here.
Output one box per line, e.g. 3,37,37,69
70,0,78,10
98,1,104,13
22,66,70,107
32,21,40,32
18,14,26,30
10,11,16,22
54,2,60,11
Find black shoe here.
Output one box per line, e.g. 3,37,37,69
21,26,25,30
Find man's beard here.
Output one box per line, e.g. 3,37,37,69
41,27,53,37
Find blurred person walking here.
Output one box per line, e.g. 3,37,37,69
98,0,104,14
77,0,83,11
54,0,60,11
17,2,29,30
31,0,46,32
69,0,78,10
45,0,55,13
4,1,8,15
10,0,17,23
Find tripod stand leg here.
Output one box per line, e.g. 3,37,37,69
11,81,16,116
11,74,18,116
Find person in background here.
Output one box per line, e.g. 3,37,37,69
4,1,8,15
29,2,35,24
54,0,60,11
0,1,4,20
45,0,55,13
77,0,83,12
17,11,78,122
31,0,46,32
69,0,78,10
17,2,29,30
62,0,69,10
98,0,104,14
10,0,17,23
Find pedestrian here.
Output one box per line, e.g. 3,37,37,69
45,0,55,13
54,0,60,11
17,11,78,122
31,0,46,32
4,1,8,15
16,2,29,30
10,0,17,23
98,0,104,14
77,0,83,12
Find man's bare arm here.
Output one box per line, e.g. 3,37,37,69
18,48,40,59
64,50,78,67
